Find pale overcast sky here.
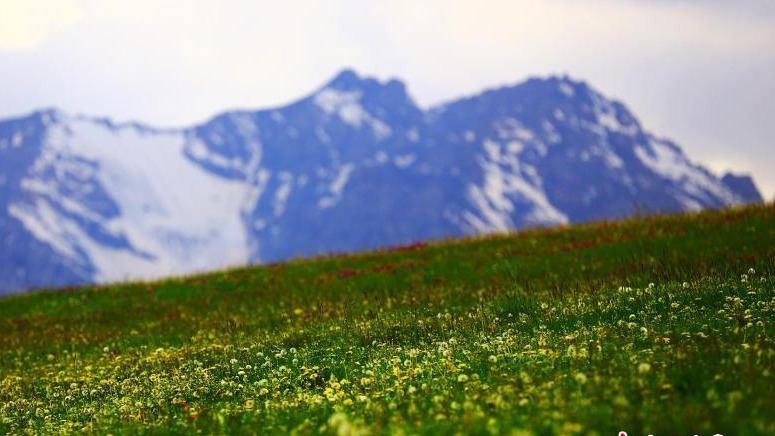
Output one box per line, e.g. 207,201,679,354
1,0,773,198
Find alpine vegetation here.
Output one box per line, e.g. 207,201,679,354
0,204,773,434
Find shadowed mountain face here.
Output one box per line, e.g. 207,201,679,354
0,70,762,295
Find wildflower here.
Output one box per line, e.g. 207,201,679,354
457,374,470,383
574,372,588,384
637,362,651,374
230,358,238,365
488,355,498,363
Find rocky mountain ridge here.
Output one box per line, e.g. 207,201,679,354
0,69,761,294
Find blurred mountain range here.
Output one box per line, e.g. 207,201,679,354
0,69,762,295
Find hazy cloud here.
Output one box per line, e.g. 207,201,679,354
0,0,85,51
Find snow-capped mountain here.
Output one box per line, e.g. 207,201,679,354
0,70,762,295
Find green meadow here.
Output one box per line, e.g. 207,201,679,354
1,204,774,435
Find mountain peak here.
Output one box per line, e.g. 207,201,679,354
314,69,415,114
323,68,390,92
516,75,592,99
323,69,408,96
721,172,763,203
327,68,362,88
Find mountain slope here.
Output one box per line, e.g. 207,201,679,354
0,69,762,294
1,203,773,434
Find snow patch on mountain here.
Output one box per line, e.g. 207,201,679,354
8,201,79,260
273,172,294,217
244,169,271,215
12,132,24,148
462,139,568,232
602,147,625,169
635,136,740,205
589,91,638,136
10,116,251,282
319,164,354,210
186,136,243,172
558,82,575,97
495,118,537,145
394,154,416,169
314,88,392,140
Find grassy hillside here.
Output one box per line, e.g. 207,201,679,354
1,204,774,435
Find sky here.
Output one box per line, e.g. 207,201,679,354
1,0,774,198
